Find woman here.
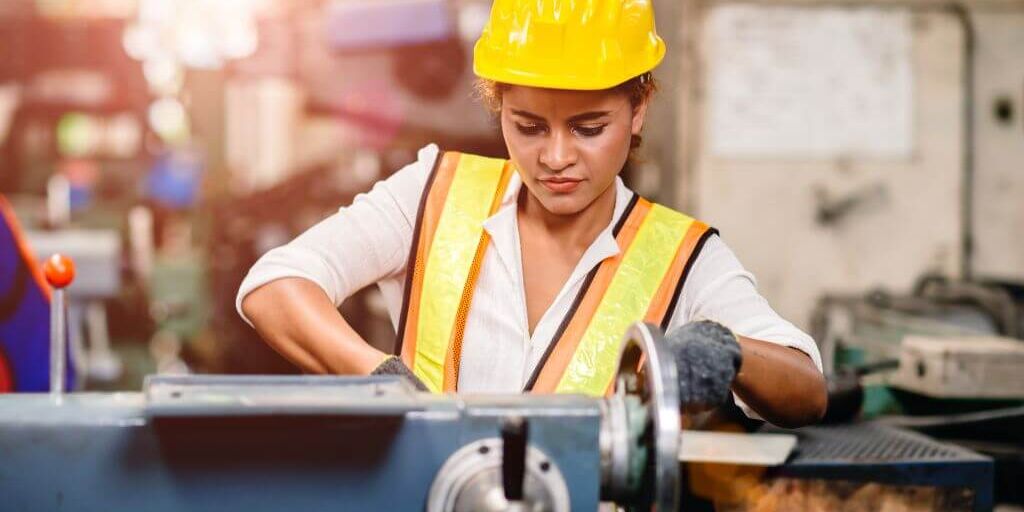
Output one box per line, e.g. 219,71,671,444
238,0,826,427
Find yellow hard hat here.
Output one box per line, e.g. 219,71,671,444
473,0,666,90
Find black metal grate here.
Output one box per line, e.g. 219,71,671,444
763,423,993,511
788,423,975,463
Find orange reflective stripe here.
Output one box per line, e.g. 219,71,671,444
398,152,512,392
530,199,653,394
613,220,712,397
399,152,460,370
442,161,514,392
532,204,714,396
643,220,712,325
0,195,50,300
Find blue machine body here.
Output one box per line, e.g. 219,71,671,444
0,375,602,511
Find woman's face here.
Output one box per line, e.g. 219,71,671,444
500,85,648,216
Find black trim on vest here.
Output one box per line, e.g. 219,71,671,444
393,151,445,356
660,229,719,331
522,192,640,392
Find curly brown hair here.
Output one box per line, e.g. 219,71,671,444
473,73,659,158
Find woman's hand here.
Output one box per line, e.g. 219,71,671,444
371,356,429,391
666,320,827,428
666,321,743,410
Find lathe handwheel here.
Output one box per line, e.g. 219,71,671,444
614,322,680,511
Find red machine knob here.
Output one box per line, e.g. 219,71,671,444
43,254,75,289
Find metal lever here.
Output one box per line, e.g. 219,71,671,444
43,253,75,397
501,416,528,502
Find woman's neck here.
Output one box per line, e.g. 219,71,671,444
517,181,618,250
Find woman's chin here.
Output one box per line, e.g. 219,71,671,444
535,193,589,217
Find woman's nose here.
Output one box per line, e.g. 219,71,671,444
539,129,578,172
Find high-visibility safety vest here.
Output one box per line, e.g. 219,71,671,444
394,152,716,396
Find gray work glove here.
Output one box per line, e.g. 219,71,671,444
371,355,430,392
665,320,743,409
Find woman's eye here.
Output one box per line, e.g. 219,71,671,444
514,122,546,135
573,125,606,137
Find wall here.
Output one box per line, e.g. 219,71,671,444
671,0,1024,330
971,8,1024,281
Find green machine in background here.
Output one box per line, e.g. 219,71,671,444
813,275,1024,418
813,275,1024,505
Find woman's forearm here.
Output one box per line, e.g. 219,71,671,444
731,336,827,428
241,277,387,375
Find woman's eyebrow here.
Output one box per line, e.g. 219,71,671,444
509,109,545,121
567,111,611,123
509,109,612,123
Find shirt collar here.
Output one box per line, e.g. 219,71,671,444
482,172,634,281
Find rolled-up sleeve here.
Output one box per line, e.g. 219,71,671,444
669,234,823,418
235,144,438,326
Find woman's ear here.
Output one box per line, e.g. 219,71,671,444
631,97,650,136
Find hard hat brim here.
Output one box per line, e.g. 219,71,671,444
472,40,666,91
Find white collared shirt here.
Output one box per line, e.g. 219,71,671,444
236,144,822,418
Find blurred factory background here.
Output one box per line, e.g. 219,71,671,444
2,0,1023,390
1,0,1022,379
1,0,1023,505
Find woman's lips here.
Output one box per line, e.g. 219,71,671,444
539,178,582,193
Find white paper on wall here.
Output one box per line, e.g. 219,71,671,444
706,6,914,159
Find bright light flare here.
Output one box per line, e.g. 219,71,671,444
147,97,189,145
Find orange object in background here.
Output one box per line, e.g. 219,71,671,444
43,254,76,289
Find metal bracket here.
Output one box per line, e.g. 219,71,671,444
144,374,425,418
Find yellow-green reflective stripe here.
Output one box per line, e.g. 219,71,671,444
414,154,507,392
556,205,694,395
